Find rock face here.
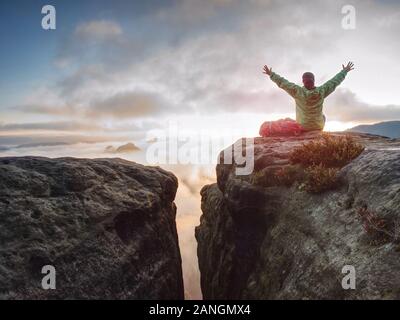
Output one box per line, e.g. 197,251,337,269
0,157,183,299
196,132,400,299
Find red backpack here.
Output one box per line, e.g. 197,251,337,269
259,118,305,137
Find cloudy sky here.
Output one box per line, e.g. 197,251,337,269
1,0,400,149
1,0,400,299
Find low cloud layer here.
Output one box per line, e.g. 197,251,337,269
87,90,171,119
325,89,400,122
0,134,126,148
16,89,173,120
0,121,101,132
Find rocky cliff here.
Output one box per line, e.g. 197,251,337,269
196,132,400,299
0,157,183,299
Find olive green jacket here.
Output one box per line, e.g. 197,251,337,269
270,70,348,130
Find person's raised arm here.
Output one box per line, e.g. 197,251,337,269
263,65,300,98
321,61,354,98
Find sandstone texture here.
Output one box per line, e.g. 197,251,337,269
0,157,183,299
196,132,400,299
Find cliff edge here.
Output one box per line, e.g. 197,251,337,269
0,157,183,299
196,132,400,299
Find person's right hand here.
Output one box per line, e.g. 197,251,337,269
342,61,355,72
263,65,272,76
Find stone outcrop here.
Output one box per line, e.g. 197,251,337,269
196,132,400,299
0,157,183,299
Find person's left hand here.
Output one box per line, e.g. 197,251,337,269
263,65,272,76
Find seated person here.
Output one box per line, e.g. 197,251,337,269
262,62,354,132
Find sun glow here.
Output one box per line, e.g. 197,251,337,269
324,121,356,132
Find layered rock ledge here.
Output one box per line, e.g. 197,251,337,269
196,132,400,299
0,157,183,299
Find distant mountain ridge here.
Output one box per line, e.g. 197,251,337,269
104,142,141,153
347,121,400,138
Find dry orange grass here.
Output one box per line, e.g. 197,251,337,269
252,134,365,193
290,134,364,168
